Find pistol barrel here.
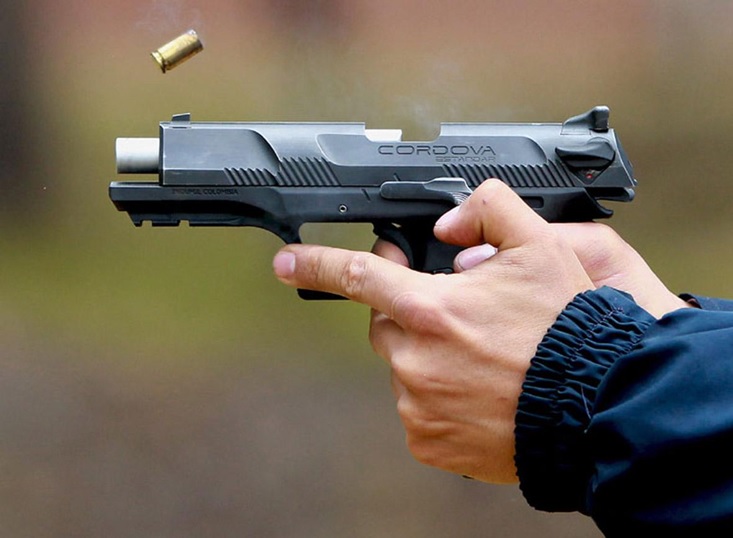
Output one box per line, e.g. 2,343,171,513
116,138,159,174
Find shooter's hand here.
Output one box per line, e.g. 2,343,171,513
273,179,593,483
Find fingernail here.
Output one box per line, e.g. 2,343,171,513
435,205,461,228
456,244,498,271
273,251,296,279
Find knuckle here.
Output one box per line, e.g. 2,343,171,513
463,179,502,214
406,435,441,467
392,361,427,396
390,289,451,336
473,177,505,198
391,351,447,398
339,252,371,298
401,418,452,468
395,395,418,427
575,223,629,271
396,397,436,437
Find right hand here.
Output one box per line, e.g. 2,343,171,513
275,180,596,483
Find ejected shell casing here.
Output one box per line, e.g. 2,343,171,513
151,30,203,73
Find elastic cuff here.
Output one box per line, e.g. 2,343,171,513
515,287,654,512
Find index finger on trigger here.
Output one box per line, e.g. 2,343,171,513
371,239,409,267
273,244,420,313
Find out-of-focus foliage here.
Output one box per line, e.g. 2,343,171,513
1,1,732,536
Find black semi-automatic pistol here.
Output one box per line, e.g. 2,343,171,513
109,106,636,299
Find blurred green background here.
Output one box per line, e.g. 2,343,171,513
2,1,733,536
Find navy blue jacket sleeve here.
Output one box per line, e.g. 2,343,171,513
515,286,733,536
680,292,733,312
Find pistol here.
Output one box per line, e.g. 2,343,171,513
109,106,636,299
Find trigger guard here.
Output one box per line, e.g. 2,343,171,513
273,224,302,246
373,222,460,274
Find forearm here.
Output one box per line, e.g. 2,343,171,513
516,287,733,534
515,287,654,512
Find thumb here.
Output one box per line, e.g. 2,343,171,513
434,179,549,250
555,221,690,318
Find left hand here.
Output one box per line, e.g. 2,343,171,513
452,222,690,319
273,179,593,483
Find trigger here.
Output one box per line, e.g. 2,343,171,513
373,224,415,269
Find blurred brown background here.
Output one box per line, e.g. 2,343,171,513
2,1,733,536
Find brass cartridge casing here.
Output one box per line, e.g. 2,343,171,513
151,30,203,73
